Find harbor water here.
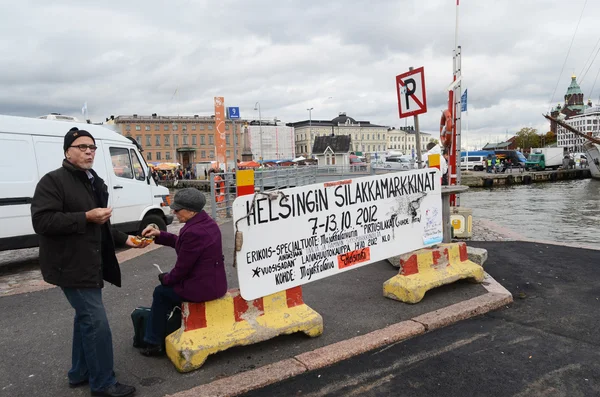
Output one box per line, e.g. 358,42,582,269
460,179,600,246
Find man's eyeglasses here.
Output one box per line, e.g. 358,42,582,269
70,144,98,152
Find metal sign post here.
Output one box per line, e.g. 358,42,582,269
227,107,241,171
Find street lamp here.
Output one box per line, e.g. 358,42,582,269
254,102,263,161
307,107,313,156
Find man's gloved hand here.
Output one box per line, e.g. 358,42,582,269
158,272,168,285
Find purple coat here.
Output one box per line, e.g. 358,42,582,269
157,211,227,302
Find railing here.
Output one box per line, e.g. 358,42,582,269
314,164,374,177
209,171,237,221
254,166,318,192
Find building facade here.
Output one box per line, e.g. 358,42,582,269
110,114,242,169
386,126,432,155
556,106,600,152
288,113,389,157
244,121,295,161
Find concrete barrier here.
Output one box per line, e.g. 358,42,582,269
165,286,323,372
383,242,484,304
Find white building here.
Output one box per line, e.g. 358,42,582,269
387,126,433,157
288,113,389,157
245,122,295,161
556,105,600,152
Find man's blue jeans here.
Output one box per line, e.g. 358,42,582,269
62,287,116,392
144,285,182,346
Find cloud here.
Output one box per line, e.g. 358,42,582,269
1,0,600,148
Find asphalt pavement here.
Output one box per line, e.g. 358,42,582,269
244,241,600,397
0,221,487,397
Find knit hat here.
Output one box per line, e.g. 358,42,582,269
171,188,206,212
64,127,95,151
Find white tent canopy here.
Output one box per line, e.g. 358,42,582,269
292,156,306,162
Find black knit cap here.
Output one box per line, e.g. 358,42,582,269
64,127,95,151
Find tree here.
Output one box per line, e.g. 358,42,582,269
429,138,440,145
515,127,540,152
543,131,557,146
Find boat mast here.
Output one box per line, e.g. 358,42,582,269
450,0,462,205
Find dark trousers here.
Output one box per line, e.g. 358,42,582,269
62,287,116,392
144,285,183,346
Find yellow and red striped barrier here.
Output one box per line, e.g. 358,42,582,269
236,169,255,196
383,242,484,304
165,286,323,372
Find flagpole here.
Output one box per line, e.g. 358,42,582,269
465,109,469,161
82,102,88,123
455,0,460,52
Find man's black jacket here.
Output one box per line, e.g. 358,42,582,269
31,160,128,288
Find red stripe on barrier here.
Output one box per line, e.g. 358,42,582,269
237,185,255,196
443,248,451,267
232,294,265,322
184,302,207,331
432,250,442,265
401,255,418,276
286,286,304,308
253,297,265,314
459,243,468,262
233,294,248,322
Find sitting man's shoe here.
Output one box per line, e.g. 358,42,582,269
140,344,165,357
91,382,136,397
68,378,88,388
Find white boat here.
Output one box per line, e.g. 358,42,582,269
583,142,600,180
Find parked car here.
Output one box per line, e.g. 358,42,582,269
350,155,367,171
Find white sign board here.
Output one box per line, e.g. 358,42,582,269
232,169,443,300
396,66,428,119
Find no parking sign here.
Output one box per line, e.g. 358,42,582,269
396,67,427,119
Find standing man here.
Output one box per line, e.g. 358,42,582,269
31,127,149,397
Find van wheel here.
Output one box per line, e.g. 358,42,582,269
139,214,167,234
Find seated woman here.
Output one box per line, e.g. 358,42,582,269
139,188,227,356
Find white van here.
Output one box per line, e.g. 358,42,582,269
0,115,173,251
460,155,486,171
372,155,415,171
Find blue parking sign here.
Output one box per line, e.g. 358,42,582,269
227,107,240,119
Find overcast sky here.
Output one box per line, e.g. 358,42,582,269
2,0,600,148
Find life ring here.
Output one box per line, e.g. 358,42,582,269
439,109,453,148
214,175,225,203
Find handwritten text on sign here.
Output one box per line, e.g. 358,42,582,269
232,169,443,300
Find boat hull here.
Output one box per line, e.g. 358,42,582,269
583,142,600,180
